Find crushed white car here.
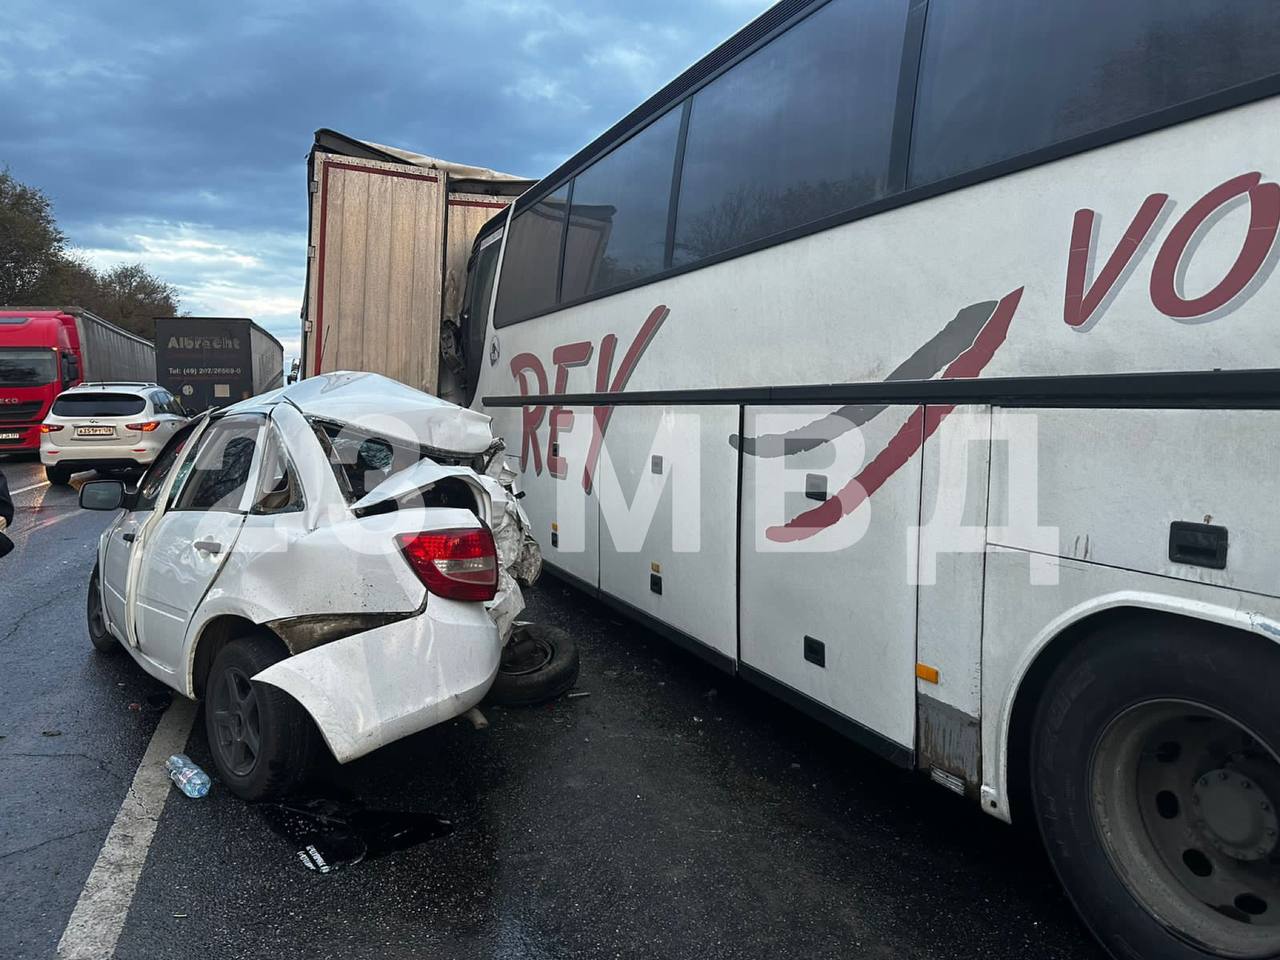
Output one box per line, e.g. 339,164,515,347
79,372,541,799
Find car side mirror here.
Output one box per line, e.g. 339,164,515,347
80,480,126,511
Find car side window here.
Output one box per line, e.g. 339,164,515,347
133,425,197,512
251,426,304,515
171,416,262,513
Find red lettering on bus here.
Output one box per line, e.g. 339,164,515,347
582,305,669,492
548,341,593,478
1150,171,1280,320
1063,193,1168,328
509,352,548,474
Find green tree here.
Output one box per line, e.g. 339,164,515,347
92,263,181,341
0,168,66,304
1,169,182,340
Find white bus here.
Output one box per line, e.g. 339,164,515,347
460,1,1280,956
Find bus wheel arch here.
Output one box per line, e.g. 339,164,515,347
1008,606,1280,958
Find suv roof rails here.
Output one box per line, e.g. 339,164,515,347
72,381,158,389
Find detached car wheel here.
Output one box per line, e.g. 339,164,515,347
487,623,580,707
205,634,319,801
86,562,116,653
1031,616,1280,960
46,465,71,485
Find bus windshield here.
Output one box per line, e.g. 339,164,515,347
0,348,57,386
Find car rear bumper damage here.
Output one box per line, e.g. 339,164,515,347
252,598,502,763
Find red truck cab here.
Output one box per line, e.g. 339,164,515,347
0,311,83,453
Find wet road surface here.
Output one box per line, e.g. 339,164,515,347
0,453,1105,959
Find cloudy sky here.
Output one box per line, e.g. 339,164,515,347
0,0,770,362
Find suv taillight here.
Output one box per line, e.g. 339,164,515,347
126,421,160,432
397,527,498,602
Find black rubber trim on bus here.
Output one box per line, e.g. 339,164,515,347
484,368,1280,411
737,664,915,770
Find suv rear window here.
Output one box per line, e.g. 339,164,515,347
51,393,146,417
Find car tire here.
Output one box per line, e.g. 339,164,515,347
86,562,116,653
486,623,580,707
1031,615,1280,960
46,465,71,485
204,633,320,801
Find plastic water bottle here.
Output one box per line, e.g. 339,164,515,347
166,754,211,798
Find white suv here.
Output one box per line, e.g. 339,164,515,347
41,382,189,484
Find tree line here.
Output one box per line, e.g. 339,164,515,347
0,168,181,342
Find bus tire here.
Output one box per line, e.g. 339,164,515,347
46,465,71,485
486,623,580,707
1031,615,1280,960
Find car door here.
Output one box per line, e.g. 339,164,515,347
132,414,264,670
100,423,199,641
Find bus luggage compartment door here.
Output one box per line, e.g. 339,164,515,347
738,403,922,753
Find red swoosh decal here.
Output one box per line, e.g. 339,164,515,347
766,287,1023,543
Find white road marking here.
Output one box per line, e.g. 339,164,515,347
10,480,50,496
56,697,197,960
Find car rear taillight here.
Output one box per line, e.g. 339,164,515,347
40,424,63,433
396,527,498,602
126,421,160,432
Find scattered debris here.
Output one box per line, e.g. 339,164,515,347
567,691,591,699
259,796,453,874
145,691,173,712
166,754,211,798
41,729,61,737
128,703,141,712
172,914,187,919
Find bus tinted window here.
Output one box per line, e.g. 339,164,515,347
910,0,1280,187
672,0,907,266
494,187,568,326
561,107,682,300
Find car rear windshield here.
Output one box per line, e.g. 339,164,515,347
0,348,57,387
51,393,146,417
310,418,483,504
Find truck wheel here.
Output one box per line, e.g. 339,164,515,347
1031,616,1280,960
46,465,71,485
204,633,319,801
486,623,580,707
86,562,116,653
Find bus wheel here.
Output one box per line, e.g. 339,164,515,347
1031,617,1280,960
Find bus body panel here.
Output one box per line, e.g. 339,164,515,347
598,405,739,664
740,403,922,752
980,547,1280,823
988,407,1280,596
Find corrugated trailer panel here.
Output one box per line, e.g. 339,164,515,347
306,153,447,391
73,311,155,382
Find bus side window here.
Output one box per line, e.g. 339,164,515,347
909,0,1280,187
672,0,907,266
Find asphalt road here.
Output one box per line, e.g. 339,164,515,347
0,453,1105,960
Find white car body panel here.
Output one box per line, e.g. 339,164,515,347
93,375,526,764
252,595,500,763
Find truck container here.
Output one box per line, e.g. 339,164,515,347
154,316,284,411
299,129,533,400
0,307,155,453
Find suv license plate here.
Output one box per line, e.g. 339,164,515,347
76,426,115,437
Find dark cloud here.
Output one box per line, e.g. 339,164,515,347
0,0,769,354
